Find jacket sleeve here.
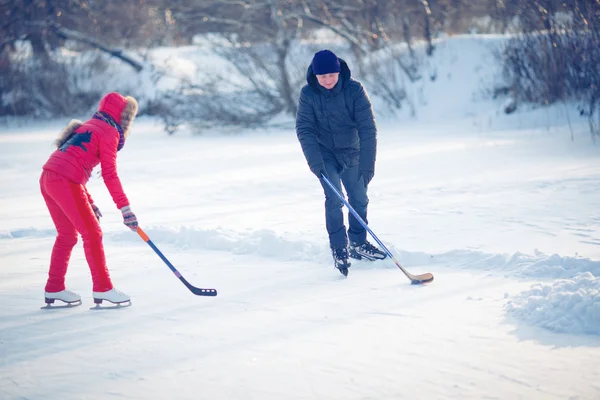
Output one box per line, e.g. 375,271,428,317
295,86,324,170
99,129,130,209
353,82,377,172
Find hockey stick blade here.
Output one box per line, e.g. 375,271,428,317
137,227,218,297
180,276,218,296
409,272,434,285
392,257,434,285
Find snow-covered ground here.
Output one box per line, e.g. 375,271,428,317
1,35,600,400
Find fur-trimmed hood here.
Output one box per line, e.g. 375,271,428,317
98,92,138,139
54,93,138,148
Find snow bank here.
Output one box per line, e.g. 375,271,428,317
506,272,600,335
0,228,56,239
107,225,600,280
5,224,598,281
417,249,600,279
111,226,329,263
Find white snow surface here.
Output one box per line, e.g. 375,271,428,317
1,35,600,400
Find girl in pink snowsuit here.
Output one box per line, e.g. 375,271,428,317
41,92,139,306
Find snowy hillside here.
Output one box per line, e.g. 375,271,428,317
1,35,599,400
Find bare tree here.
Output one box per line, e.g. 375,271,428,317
500,0,600,138
0,0,169,64
157,0,405,129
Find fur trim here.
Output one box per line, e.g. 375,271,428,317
54,119,83,148
120,96,138,139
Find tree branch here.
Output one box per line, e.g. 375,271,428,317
50,23,144,72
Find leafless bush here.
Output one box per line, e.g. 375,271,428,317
502,29,600,138
151,87,285,135
498,0,600,139
360,46,420,115
502,34,566,104
0,52,105,117
214,42,297,115
150,39,311,133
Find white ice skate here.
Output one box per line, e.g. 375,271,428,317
92,288,131,308
43,289,82,308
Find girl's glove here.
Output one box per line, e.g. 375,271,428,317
120,206,138,231
91,204,102,221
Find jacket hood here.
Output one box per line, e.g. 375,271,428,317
306,58,351,91
98,92,138,139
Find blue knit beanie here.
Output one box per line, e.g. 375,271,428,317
311,50,341,75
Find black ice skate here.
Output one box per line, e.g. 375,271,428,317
332,247,351,276
349,240,387,261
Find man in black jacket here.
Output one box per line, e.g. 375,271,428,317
296,49,387,274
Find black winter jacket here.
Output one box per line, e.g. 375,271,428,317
295,59,377,173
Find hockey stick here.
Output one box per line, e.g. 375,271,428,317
137,227,218,296
321,174,434,285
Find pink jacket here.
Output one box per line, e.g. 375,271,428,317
43,92,138,209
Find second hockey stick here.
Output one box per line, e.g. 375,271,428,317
321,174,434,285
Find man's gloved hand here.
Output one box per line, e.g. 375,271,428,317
91,204,103,221
120,206,138,231
310,163,328,179
359,170,374,186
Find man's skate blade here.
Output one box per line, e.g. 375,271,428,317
90,300,132,310
334,265,349,277
41,300,82,310
350,252,387,262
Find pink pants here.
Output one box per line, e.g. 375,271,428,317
40,170,113,292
